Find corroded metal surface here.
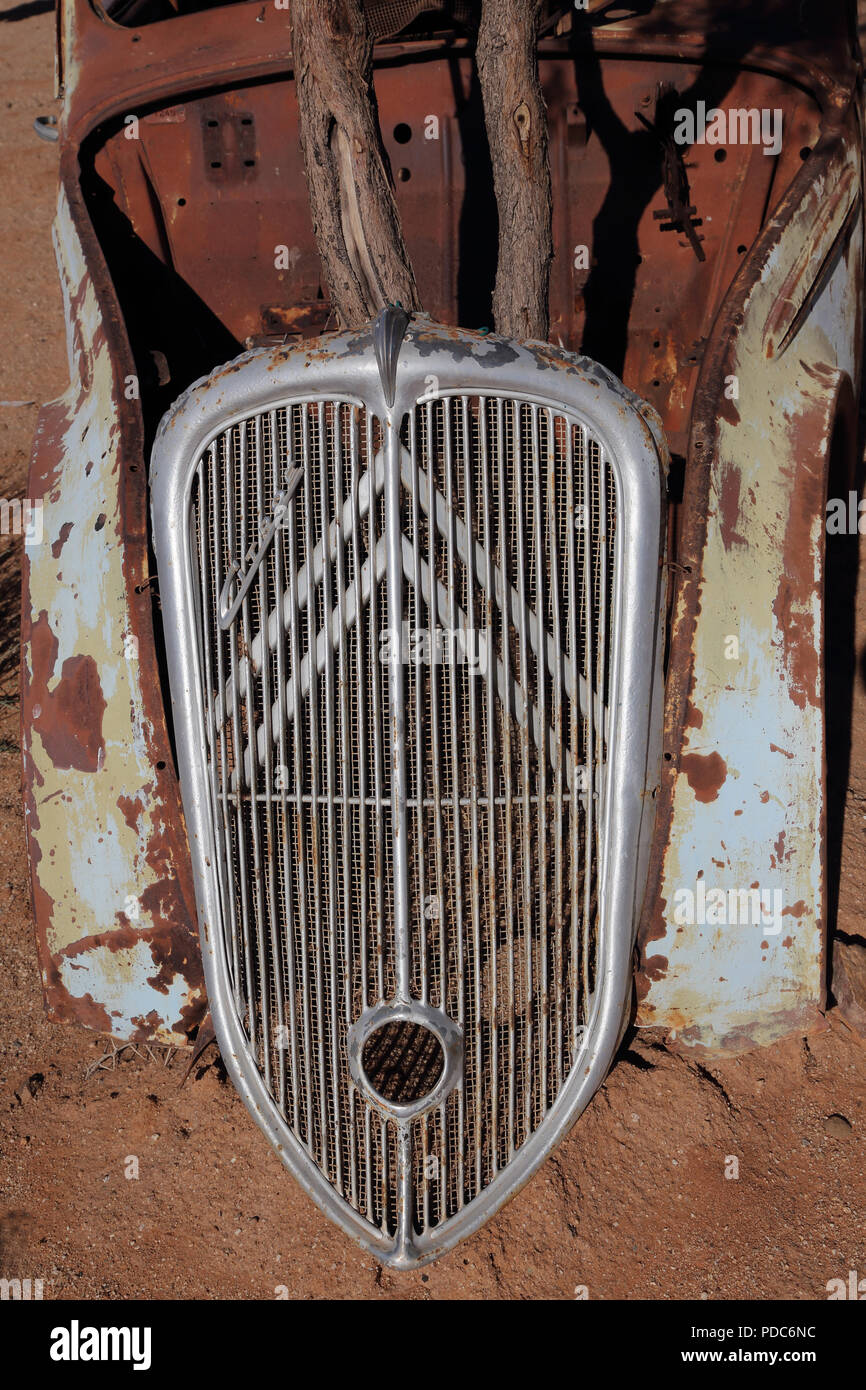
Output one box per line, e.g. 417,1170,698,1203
27,0,865,1057
636,113,864,1055
88,55,819,446
21,183,205,1047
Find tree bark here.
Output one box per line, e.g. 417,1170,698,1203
290,0,421,328
476,0,552,341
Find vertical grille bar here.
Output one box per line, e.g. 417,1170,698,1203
421,396,449,1209
443,402,466,1208
513,401,533,1146
531,403,548,1120
546,407,564,1102
348,409,369,1017
332,406,357,1203
368,412,386,1008
317,402,343,1189
495,397,517,1166
408,406,432,1230
273,481,301,1134
238,419,273,1088
301,404,328,1164
460,395,483,1193
384,417,411,1003
255,411,286,1107
598,450,610,826
566,423,580,1057
284,412,314,1151
408,409,428,1006
196,451,240,1009
347,408,373,1216
582,426,595,1025
479,397,499,1178
220,429,259,1058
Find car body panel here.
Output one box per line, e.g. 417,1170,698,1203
23,0,865,1058
21,184,205,1046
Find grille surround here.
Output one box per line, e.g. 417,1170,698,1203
151,319,666,1267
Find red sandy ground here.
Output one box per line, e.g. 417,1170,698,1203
0,4,863,1300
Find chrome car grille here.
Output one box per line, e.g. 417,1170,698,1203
151,317,665,1266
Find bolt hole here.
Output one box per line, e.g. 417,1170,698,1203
362,1020,444,1105
396,166,411,182
244,159,255,167
800,146,812,161
714,148,727,163
736,243,746,254
393,122,412,144
664,752,673,761
653,339,660,348
156,760,166,771
177,197,186,206
241,117,253,126
210,161,222,169
207,119,219,128
652,379,660,387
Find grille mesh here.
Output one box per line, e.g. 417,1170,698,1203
363,1,478,37
190,392,616,1241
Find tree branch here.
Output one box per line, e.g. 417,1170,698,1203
476,0,553,341
290,0,421,328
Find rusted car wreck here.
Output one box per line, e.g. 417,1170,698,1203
23,0,864,1265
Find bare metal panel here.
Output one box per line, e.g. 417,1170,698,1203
151,317,666,1266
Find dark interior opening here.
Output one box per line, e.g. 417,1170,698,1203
362,1020,445,1104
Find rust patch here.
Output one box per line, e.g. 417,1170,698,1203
59,920,143,960
771,378,834,712
717,391,741,427
684,704,703,730
140,878,205,1012
29,613,106,774
801,359,838,386
668,1001,828,1059
48,985,115,1034
117,794,144,834
634,893,670,1002
772,580,820,712
635,953,668,1003
679,750,728,803
781,900,807,917
51,522,74,559
717,462,746,551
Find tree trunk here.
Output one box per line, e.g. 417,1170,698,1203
476,0,552,341
290,0,421,328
